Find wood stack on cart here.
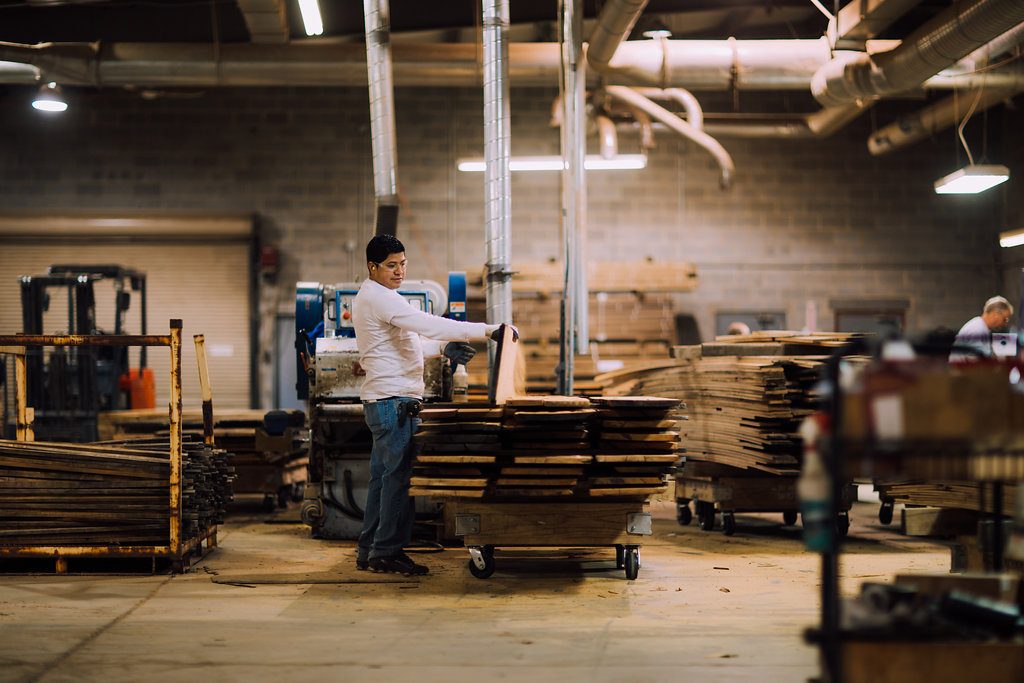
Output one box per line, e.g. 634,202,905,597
599,331,862,535
414,323,680,581
410,396,680,501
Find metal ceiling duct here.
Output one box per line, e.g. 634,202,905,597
867,89,1018,155
363,0,399,237
481,0,513,329
585,0,649,73
0,39,1017,90
812,0,1024,106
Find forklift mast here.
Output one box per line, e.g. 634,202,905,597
19,264,148,442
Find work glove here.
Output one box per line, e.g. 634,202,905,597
443,342,477,367
488,323,520,343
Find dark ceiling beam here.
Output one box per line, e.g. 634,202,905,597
237,0,289,44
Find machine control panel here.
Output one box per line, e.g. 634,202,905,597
331,289,431,337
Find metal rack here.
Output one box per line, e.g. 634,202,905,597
810,342,1024,682
0,321,220,572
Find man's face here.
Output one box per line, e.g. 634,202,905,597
368,251,407,290
983,308,1011,332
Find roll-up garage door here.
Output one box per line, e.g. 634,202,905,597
0,214,253,413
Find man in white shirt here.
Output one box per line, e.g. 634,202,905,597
950,296,1013,361
353,234,511,576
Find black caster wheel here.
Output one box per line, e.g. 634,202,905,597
624,547,640,580
615,545,625,569
878,501,894,526
697,502,716,531
836,512,851,538
676,502,693,526
468,548,495,579
261,493,276,512
277,487,291,509
783,510,798,526
722,512,736,536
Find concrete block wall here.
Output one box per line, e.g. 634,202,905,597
0,85,1015,394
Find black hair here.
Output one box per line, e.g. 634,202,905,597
366,235,406,264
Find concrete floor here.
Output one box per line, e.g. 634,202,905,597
0,500,949,683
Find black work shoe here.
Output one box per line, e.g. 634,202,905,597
368,553,429,576
356,557,369,571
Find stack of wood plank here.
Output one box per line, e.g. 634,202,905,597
880,481,1018,516
597,333,864,475
410,396,679,500
498,396,594,497
100,409,306,501
588,396,680,497
0,436,233,547
411,406,504,498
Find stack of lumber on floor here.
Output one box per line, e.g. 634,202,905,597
0,436,233,547
410,396,680,500
598,333,864,475
882,481,1018,516
100,409,306,496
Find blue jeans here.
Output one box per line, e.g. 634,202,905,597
358,398,420,560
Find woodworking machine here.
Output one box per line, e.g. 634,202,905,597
295,274,467,539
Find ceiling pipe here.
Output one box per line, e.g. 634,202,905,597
632,87,703,129
867,88,1018,155
481,0,513,330
595,114,619,158
615,100,872,140
812,0,1024,107
0,39,1019,90
604,85,734,188
585,0,649,74
363,0,399,237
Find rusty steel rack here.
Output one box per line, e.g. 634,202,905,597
0,320,220,573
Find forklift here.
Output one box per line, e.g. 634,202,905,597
19,264,153,442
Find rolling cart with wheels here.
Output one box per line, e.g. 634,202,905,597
448,500,652,580
676,462,855,537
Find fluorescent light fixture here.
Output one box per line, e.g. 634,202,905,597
999,228,1024,248
31,81,67,113
297,0,324,36
457,154,647,173
934,164,1010,194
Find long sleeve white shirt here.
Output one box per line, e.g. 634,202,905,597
352,279,492,400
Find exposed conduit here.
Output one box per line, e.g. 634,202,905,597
605,86,735,188
363,0,399,236
812,0,1024,106
633,87,704,129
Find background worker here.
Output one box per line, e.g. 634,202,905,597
353,234,514,576
950,296,1014,361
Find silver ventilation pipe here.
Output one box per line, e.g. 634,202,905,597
558,0,588,393
363,0,399,236
482,0,513,329
812,0,1024,107
605,86,735,188
586,0,650,73
867,88,1018,155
